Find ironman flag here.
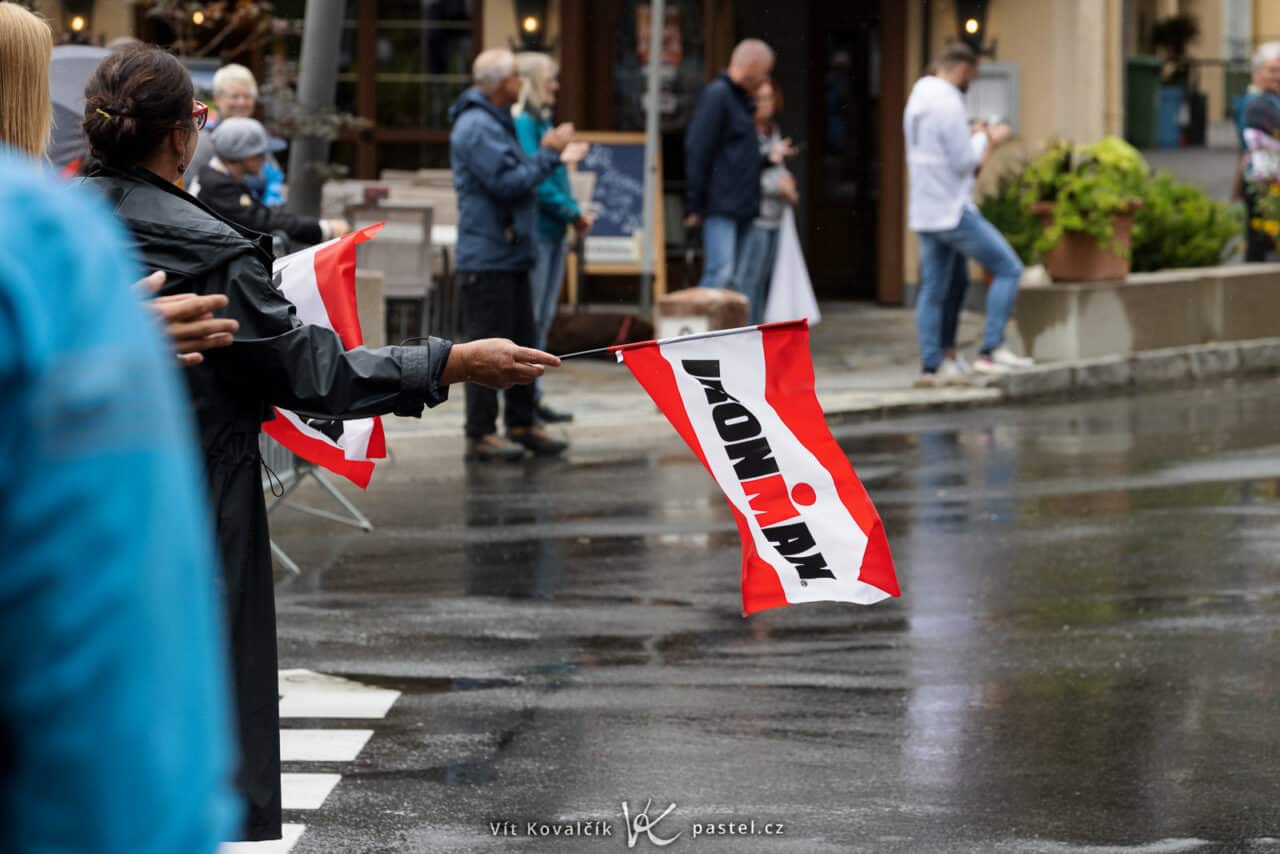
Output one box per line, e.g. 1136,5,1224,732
615,320,899,614
262,224,386,489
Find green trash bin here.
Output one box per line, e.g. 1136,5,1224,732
1125,55,1162,149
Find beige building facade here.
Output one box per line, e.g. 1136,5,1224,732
36,0,1268,302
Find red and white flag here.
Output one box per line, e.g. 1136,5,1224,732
615,319,899,614
262,224,386,488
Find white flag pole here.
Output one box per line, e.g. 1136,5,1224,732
556,319,807,360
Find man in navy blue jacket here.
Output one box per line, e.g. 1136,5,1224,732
684,39,791,288
449,48,588,461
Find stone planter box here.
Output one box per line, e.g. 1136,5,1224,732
1013,263,1280,361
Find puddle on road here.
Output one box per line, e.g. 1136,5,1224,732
330,673,521,694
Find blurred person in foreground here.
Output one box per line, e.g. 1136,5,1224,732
81,45,559,842
513,51,594,426
189,63,283,203
0,3,237,367
904,42,1030,386
729,78,799,324
0,10,240,846
197,117,349,249
450,48,588,461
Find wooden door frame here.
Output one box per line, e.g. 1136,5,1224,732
876,0,906,305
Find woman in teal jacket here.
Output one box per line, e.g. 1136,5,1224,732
513,52,594,423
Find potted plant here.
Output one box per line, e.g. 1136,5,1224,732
1022,137,1148,282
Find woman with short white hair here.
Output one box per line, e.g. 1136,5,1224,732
212,63,258,118
512,51,594,424
190,63,285,202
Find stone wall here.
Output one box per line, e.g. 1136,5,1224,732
1013,264,1280,361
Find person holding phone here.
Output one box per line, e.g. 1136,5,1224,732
904,42,1032,386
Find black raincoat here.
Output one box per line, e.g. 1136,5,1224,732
82,164,453,841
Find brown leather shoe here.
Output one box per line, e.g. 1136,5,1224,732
507,425,568,457
465,434,527,462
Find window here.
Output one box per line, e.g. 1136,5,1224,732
269,0,478,178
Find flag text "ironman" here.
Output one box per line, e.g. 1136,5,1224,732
681,359,834,582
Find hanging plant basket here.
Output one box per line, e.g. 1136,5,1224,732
1030,199,1143,282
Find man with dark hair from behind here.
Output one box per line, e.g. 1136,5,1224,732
0,148,239,851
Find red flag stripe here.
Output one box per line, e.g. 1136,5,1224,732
761,325,900,597
312,223,381,351
263,412,375,489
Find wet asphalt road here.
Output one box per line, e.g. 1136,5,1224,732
272,377,1280,854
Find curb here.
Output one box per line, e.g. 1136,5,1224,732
991,338,1280,402
817,338,1280,427
384,337,1280,451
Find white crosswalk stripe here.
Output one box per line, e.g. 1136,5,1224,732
218,670,400,853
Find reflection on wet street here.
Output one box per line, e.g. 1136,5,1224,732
274,377,1280,853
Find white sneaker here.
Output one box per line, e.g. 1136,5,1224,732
937,357,973,385
989,346,1034,369
972,355,1012,375
913,372,943,388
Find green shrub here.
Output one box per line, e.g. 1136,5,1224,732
1130,172,1242,272
1020,137,1149,257
981,136,1241,273
978,170,1037,266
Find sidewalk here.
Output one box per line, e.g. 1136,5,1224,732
383,301,1280,451
385,303,1000,446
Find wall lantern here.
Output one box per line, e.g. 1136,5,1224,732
954,0,995,56
512,0,553,52
64,0,93,37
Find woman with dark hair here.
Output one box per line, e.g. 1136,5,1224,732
730,78,798,324
81,45,557,843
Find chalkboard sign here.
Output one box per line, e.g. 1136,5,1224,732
566,132,666,306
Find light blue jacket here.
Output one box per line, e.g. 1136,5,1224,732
0,148,239,852
448,87,561,271
513,109,582,243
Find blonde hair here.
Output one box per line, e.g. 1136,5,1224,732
513,52,558,116
0,3,54,157
212,63,258,99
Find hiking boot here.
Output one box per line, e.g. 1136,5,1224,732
465,434,527,462
536,402,575,424
508,425,568,457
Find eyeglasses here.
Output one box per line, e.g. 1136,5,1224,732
192,100,209,131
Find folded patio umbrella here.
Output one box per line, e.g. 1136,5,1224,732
48,44,111,170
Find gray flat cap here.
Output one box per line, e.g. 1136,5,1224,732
211,117,270,161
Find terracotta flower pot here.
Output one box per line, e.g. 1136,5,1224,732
1031,200,1142,282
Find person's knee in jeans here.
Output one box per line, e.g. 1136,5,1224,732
699,216,738,287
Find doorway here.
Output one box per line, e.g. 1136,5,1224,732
807,1,882,300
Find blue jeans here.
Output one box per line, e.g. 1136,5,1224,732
699,215,753,287
730,225,779,324
530,237,568,401
916,208,1023,372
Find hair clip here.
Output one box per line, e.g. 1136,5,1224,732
95,108,113,119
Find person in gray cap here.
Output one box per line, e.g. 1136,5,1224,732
196,116,349,247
